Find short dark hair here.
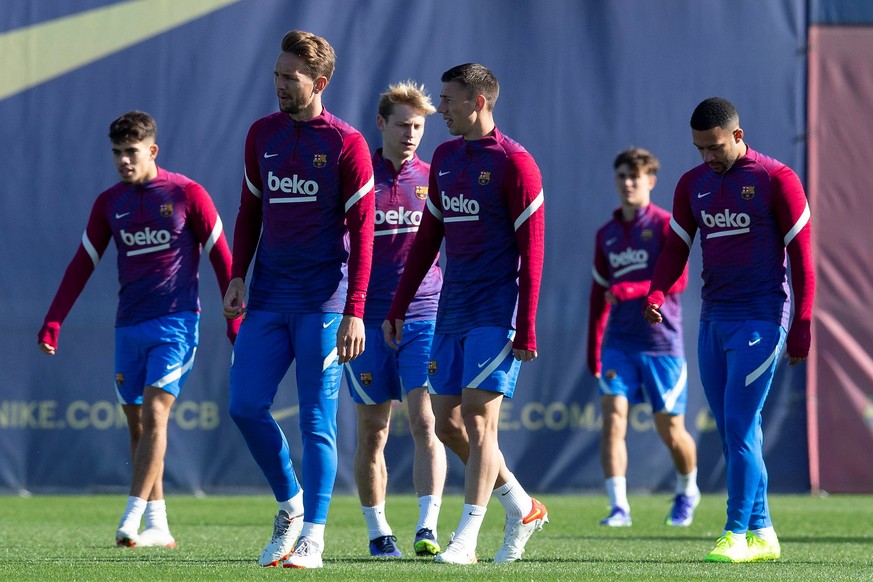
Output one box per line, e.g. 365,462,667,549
441,63,499,110
690,97,739,131
108,111,156,144
613,147,659,175
280,30,336,82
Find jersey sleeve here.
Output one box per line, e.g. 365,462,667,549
185,182,240,343
387,165,445,322
339,132,375,318
506,152,545,351
37,197,113,348
586,239,611,376
646,174,696,309
230,125,264,280
773,165,815,358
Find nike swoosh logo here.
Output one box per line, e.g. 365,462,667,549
477,358,492,368
166,362,181,370
605,237,617,246
323,317,338,328
697,191,712,198
115,212,130,219
522,505,546,524
748,338,762,346
438,170,451,176
263,152,279,158
467,511,485,517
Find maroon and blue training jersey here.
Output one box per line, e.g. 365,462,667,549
364,150,441,326
586,204,686,376
38,167,234,346
231,109,375,317
648,146,815,357
388,127,545,351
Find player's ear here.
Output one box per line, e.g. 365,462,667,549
733,127,744,143
648,174,657,189
376,114,386,132
474,94,486,112
313,76,328,94
150,143,159,160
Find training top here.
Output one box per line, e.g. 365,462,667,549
38,167,235,347
364,149,441,326
387,127,545,351
231,109,375,317
586,204,687,376
647,146,815,357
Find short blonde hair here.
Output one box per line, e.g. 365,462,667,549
378,80,436,119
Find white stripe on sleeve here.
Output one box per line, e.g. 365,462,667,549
203,216,222,256
670,216,693,249
345,177,374,213
244,166,262,199
81,231,100,268
783,201,810,246
514,189,544,231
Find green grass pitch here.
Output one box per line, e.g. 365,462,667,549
1,493,871,581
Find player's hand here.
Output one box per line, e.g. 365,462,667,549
38,342,56,356
381,318,404,351
223,277,246,319
513,348,538,362
337,315,365,363
644,304,663,324
787,356,806,366
604,290,618,305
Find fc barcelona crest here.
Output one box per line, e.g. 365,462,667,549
741,185,756,200
359,372,373,387
415,185,428,200
160,203,173,217
478,171,491,185
115,373,124,386
313,153,328,168
641,228,653,241
428,360,438,375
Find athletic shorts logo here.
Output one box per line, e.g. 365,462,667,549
359,372,372,387
159,203,173,218
741,185,756,200
313,153,328,168
477,358,492,369
323,317,338,329
478,171,491,185
748,337,762,346
166,362,181,370
115,373,124,386
428,360,438,375
415,185,428,200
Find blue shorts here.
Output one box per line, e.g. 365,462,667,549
429,327,520,398
114,311,199,404
344,320,435,405
598,348,688,415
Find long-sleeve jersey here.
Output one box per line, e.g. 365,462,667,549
363,150,441,326
586,204,687,376
647,146,815,357
38,167,234,347
231,109,375,317
387,127,545,351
